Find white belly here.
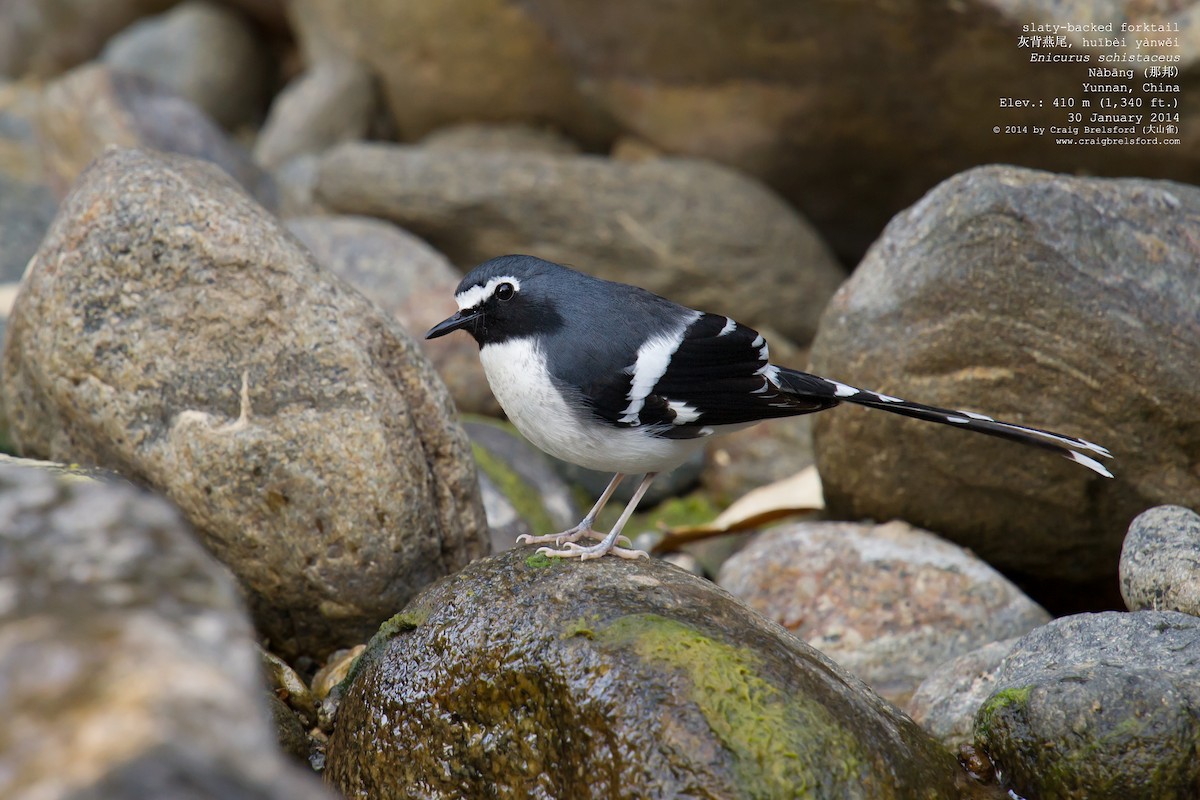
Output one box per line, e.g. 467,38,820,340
478,338,705,474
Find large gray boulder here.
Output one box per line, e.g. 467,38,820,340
0,461,335,800
1,147,488,660
811,165,1199,585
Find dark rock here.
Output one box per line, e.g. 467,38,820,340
326,547,973,799
316,142,845,343
2,147,488,661
906,638,1016,751
287,0,614,147
0,461,333,800
101,0,272,131
255,59,377,169
267,692,314,763
37,63,278,210
975,611,1200,800
811,165,1199,585
1121,505,1200,615
286,214,497,415
719,521,1048,706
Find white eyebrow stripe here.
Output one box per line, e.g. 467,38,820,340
455,276,521,310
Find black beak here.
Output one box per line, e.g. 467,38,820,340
425,309,479,339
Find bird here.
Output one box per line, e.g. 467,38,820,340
426,255,1113,561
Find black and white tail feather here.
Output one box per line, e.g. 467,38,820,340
772,370,1113,478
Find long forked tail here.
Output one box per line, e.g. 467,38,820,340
774,368,1114,478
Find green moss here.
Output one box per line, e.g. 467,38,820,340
976,685,1032,739
471,442,558,535
563,616,599,639
597,613,866,797
524,552,554,569
376,608,430,639
343,608,433,689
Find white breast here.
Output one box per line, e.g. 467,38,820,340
477,337,707,474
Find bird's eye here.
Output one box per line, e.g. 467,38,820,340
495,282,515,301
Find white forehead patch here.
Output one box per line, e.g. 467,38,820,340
455,276,521,311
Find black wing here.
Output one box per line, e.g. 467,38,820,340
582,313,834,439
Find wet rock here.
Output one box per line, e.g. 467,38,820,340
2,147,488,661
0,461,333,800
316,142,845,343
975,611,1200,800
463,418,580,550
718,520,1048,706
286,214,497,415
906,638,1016,751
811,165,1199,585
268,692,315,763
37,63,277,209
288,0,614,146
1121,505,1200,615
326,547,971,799
255,59,377,170
101,1,272,131
0,0,175,78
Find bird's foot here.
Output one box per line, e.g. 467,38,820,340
535,541,649,561
516,528,632,548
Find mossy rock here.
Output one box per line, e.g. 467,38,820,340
327,547,976,799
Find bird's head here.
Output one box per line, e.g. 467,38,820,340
425,255,568,346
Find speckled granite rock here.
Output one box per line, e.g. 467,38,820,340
719,521,1048,706
2,147,488,661
0,461,334,800
975,611,1200,800
906,638,1017,751
1121,505,1200,615
286,214,497,415
326,547,976,799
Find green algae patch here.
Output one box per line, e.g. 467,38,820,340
344,607,434,689
596,613,867,797
471,441,558,535
563,615,600,640
524,552,555,569
976,685,1032,738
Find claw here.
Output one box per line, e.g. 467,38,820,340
535,541,649,560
